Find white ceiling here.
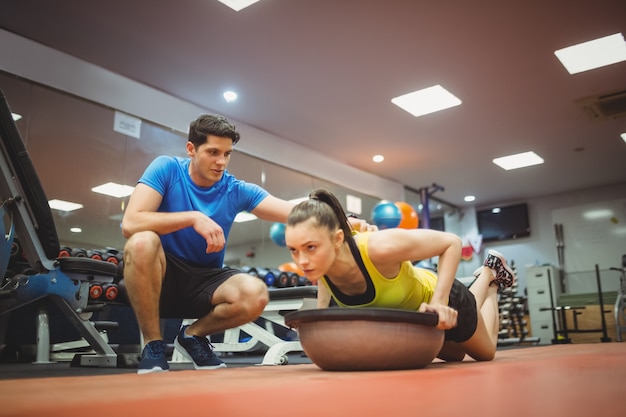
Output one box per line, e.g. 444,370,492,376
1,0,626,209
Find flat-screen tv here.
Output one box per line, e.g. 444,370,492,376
476,203,530,242
417,216,445,231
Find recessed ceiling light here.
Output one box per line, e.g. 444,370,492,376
223,91,238,103
391,85,462,117
48,199,83,212
217,0,260,11
621,132,626,143
555,32,626,74
372,155,384,163
492,151,544,171
91,182,135,198
70,227,82,233
11,112,22,121
464,195,476,202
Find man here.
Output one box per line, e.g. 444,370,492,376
122,114,370,373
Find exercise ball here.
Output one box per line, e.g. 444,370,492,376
371,201,401,229
285,308,443,371
395,201,419,229
269,222,286,246
278,262,304,276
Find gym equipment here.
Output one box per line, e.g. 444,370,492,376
540,263,616,344
285,308,443,371
278,262,308,286
418,183,444,230
269,222,286,246
0,90,119,367
241,266,259,277
371,201,401,229
594,264,612,342
395,201,419,229
104,248,122,264
58,246,72,258
278,261,304,276
256,268,276,286
272,268,291,288
288,272,300,287
612,254,626,341
554,223,567,293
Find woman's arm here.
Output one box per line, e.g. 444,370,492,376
316,281,332,308
366,228,462,329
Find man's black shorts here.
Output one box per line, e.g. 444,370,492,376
159,253,241,318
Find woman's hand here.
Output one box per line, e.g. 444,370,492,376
347,217,378,232
419,302,458,330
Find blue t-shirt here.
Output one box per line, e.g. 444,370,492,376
138,155,269,267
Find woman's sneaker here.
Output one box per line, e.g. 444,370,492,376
483,250,515,291
174,325,226,370
138,340,169,374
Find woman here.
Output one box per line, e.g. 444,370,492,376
284,189,515,361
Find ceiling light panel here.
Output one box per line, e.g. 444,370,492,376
48,199,83,212
492,151,544,170
91,182,135,198
217,0,260,11
555,32,626,74
391,85,462,117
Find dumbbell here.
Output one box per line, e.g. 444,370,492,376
89,283,103,300
104,248,122,264
241,266,258,277
272,269,291,288
255,268,276,287
71,248,88,257
58,246,72,258
102,284,118,301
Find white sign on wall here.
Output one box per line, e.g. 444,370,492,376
113,111,142,139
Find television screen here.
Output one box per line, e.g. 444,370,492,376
476,203,530,242
418,216,445,231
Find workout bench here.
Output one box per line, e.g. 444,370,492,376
0,90,119,367
172,286,318,366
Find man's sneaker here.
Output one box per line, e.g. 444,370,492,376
174,325,226,370
483,249,516,291
138,340,169,374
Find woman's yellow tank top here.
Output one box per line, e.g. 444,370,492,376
320,232,438,310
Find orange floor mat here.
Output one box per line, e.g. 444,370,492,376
1,343,624,417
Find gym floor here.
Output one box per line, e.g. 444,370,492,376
0,342,623,417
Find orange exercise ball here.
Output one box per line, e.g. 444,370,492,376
395,202,419,229
278,262,304,276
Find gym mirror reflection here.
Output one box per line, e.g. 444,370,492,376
0,70,406,269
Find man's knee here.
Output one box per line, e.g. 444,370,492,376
123,231,165,283
124,231,161,256
246,276,270,313
230,274,269,317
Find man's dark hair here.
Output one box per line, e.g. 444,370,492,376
188,114,240,147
